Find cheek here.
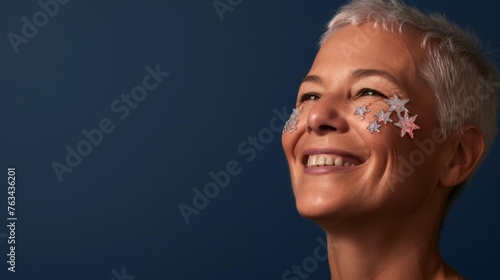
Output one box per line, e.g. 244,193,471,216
352,109,418,185
281,115,306,162
281,134,295,173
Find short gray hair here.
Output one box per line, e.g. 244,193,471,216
320,0,498,215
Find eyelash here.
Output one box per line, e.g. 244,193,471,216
299,92,320,103
356,88,387,99
299,88,387,103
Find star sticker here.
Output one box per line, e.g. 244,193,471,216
282,107,303,133
374,109,393,124
291,107,302,118
367,121,382,134
384,94,409,115
354,105,370,120
394,111,420,138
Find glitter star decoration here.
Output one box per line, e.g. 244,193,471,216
393,111,420,138
282,107,303,133
367,121,382,134
385,94,409,116
354,105,370,120
374,109,393,124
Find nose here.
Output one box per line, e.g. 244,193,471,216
307,97,349,135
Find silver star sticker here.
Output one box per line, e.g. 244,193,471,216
354,105,370,120
384,94,409,115
374,109,393,124
367,121,382,134
282,107,303,133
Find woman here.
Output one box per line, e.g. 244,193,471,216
281,0,498,279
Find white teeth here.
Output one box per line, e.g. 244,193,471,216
309,156,316,166
317,155,326,166
307,154,358,167
325,156,334,166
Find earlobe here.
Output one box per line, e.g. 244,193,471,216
439,125,485,187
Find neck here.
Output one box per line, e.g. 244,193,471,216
318,199,463,279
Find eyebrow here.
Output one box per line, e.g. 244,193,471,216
301,74,322,85
351,69,402,88
300,69,406,93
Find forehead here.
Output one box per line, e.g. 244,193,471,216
310,23,426,92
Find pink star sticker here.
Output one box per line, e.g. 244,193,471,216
394,111,420,138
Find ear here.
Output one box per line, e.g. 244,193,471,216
439,125,485,187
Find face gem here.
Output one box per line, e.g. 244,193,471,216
354,105,370,120
374,109,393,124
385,94,409,116
393,111,420,138
283,107,303,133
367,121,382,134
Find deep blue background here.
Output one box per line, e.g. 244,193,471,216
0,0,498,279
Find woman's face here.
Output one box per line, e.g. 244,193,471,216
282,24,450,223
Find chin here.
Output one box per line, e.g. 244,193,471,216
293,188,346,221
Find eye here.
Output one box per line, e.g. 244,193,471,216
299,92,321,103
356,88,387,99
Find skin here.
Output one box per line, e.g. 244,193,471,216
282,23,484,280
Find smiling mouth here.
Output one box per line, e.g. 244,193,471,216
304,154,362,167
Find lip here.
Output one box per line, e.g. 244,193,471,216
301,148,366,175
